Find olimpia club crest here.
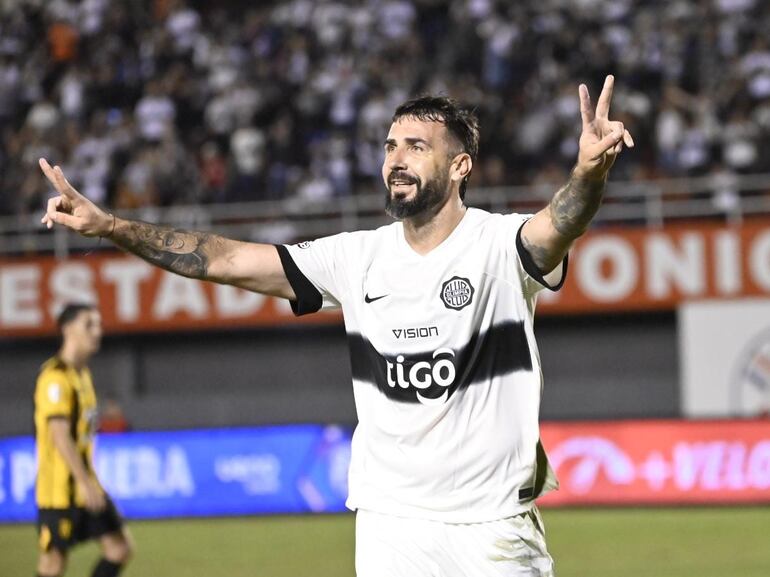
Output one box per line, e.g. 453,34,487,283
440,276,474,311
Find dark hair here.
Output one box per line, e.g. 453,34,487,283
392,95,480,201
57,303,96,330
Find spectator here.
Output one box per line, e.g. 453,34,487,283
134,80,176,142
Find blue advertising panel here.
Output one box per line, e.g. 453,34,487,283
0,425,352,523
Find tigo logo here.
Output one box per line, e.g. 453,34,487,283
386,348,456,405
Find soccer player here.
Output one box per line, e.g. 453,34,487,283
41,76,632,576
34,303,133,577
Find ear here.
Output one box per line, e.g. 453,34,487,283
450,153,472,184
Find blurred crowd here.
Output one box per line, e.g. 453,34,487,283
1,0,769,218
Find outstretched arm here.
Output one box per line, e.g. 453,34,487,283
39,159,295,299
520,75,635,274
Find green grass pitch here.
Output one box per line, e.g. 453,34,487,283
1,507,768,576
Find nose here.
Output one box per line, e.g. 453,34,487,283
387,147,407,172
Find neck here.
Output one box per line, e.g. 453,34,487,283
59,344,87,370
402,195,467,255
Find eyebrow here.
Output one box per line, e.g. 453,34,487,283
384,137,431,147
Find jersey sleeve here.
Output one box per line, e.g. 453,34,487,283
275,233,350,316
501,213,568,298
35,369,74,420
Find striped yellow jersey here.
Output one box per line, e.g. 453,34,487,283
34,357,101,509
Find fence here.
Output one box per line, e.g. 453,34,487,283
3,173,770,257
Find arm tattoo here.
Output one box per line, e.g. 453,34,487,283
520,233,555,274
111,219,229,279
520,171,607,274
548,171,606,239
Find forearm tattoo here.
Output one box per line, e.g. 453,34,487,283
520,172,607,274
548,172,606,239
112,220,228,279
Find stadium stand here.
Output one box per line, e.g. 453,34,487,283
1,0,769,223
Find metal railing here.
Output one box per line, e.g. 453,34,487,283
2,173,770,258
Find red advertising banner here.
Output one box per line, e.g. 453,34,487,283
539,419,770,506
0,254,342,337
2,218,770,336
538,217,770,313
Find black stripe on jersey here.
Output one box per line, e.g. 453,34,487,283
67,390,80,507
274,245,323,316
515,221,568,291
81,451,91,473
347,321,532,404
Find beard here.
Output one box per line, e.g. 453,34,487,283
385,170,450,220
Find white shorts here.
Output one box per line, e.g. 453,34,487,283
355,507,555,577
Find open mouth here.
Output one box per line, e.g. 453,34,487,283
389,177,417,192
389,183,416,198
388,171,417,188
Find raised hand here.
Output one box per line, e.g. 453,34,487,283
519,75,638,273
39,158,114,237
575,75,634,181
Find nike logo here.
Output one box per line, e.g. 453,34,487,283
364,293,388,303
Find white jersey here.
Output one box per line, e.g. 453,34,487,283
278,208,565,523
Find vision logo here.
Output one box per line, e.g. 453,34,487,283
391,326,438,339
440,276,474,310
386,348,456,406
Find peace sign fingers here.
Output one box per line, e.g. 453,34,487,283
38,158,113,237
574,75,634,180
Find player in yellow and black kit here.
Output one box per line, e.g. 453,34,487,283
34,303,134,577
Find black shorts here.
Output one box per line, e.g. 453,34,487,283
37,495,124,553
